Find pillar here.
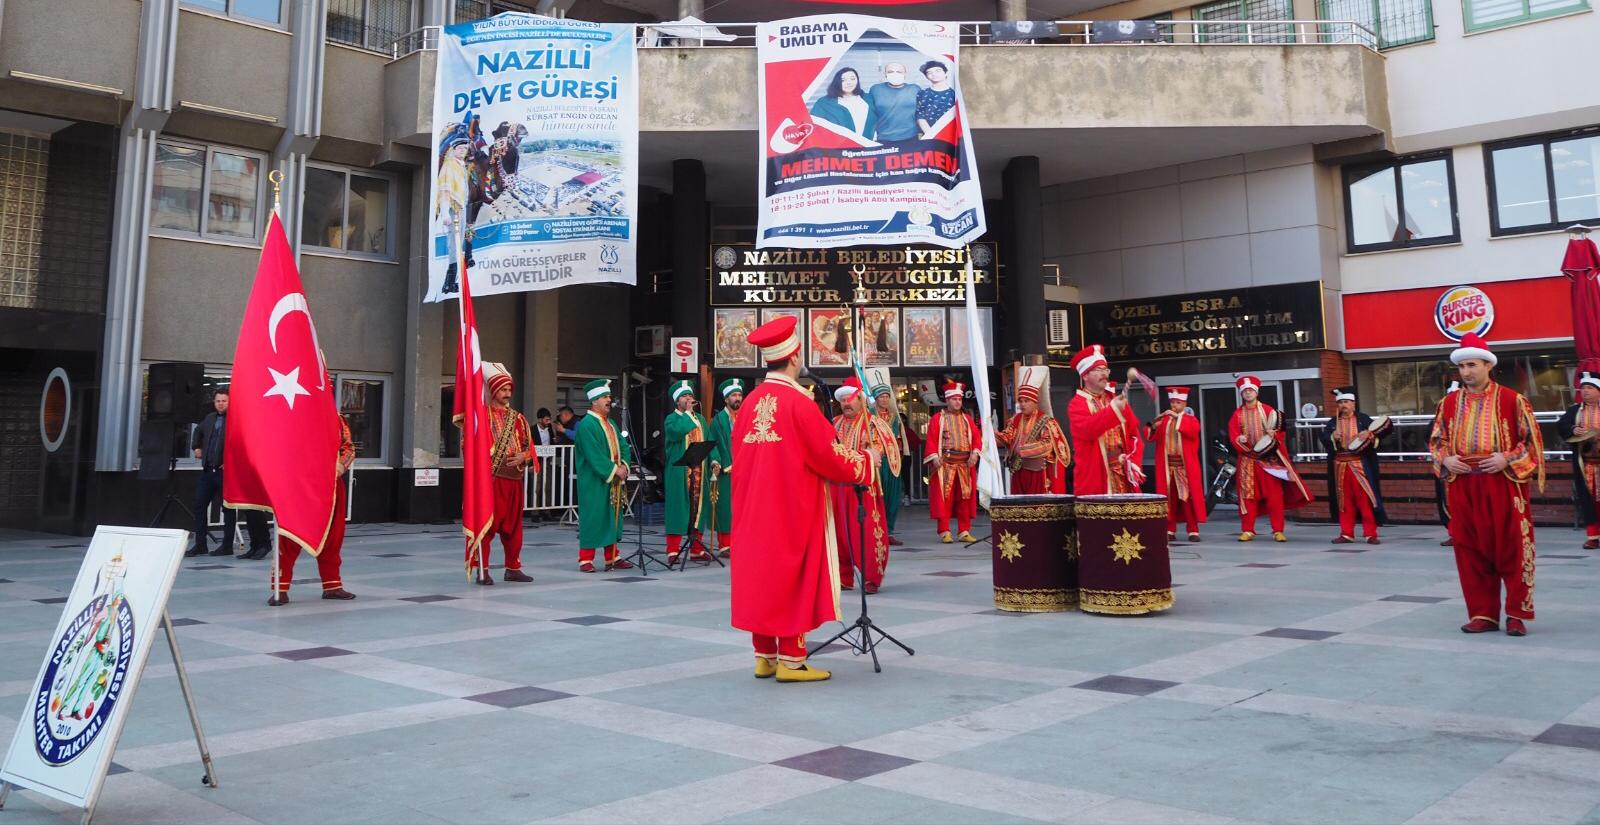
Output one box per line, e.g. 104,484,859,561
677,0,705,18
1002,156,1046,359
997,0,1028,21
401,165,445,521
521,291,560,416
670,159,708,356
273,0,328,262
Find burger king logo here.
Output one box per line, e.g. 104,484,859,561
1434,286,1494,342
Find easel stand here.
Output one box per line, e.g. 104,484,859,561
0,611,217,824
813,484,913,672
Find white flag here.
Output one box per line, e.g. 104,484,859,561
964,254,1004,510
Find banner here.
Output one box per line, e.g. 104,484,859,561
426,13,638,302
756,15,985,249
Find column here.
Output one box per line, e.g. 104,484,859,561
1002,156,1046,360
401,165,445,522
521,291,560,415
272,0,328,261
670,160,708,348
997,0,1028,21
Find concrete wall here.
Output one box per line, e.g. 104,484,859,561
322,44,389,155
172,9,291,127
0,0,141,125
1045,144,1341,303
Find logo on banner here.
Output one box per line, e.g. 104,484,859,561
1434,286,1494,341
33,557,134,766
600,245,620,266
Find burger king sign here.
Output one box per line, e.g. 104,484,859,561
1434,286,1494,342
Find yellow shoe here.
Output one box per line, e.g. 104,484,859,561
940,532,953,543
1273,532,1287,542
775,663,831,683
958,531,978,543
1238,531,1255,542
754,657,776,679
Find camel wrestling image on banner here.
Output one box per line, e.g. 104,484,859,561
756,15,985,249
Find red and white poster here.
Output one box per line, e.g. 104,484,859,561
756,15,985,249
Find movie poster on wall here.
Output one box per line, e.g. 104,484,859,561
756,15,985,249
425,13,638,302
860,308,900,367
807,308,853,367
902,307,946,367
713,308,760,368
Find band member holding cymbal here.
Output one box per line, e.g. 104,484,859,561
1319,386,1387,545
1067,345,1142,496
1557,371,1600,550
1229,375,1312,542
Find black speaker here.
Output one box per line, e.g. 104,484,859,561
147,362,205,426
137,419,181,481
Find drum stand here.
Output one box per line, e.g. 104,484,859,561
813,484,914,672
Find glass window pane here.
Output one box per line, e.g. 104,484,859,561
185,0,228,11
231,0,283,24
1398,159,1454,241
301,167,347,249
1379,0,1434,46
1467,0,1528,27
1530,0,1584,13
206,151,260,238
151,143,203,234
1552,135,1600,224
1347,165,1400,247
340,378,385,460
345,174,390,254
1490,143,1551,230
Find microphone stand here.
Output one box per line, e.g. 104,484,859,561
814,481,913,672
616,401,668,575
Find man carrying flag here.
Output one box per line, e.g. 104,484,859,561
479,362,537,582
224,208,345,604
270,410,357,604
449,210,496,585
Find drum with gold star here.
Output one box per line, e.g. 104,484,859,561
989,494,1076,612
1075,493,1173,615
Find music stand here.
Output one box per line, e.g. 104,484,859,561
671,440,724,570
813,483,913,672
617,404,669,575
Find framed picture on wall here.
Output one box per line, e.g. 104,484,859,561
902,307,947,367
860,308,900,367
712,308,760,368
807,308,852,368
761,308,805,364
949,306,994,367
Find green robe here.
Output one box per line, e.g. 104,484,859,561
710,406,737,534
575,410,632,549
877,410,905,533
663,409,714,535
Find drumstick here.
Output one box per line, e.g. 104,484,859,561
1126,368,1158,405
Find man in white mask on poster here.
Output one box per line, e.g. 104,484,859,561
868,62,919,142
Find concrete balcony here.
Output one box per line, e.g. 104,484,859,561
0,0,141,125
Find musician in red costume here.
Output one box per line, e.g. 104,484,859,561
270,411,357,605
996,366,1070,494
831,376,901,593
924,381,981,543
1066,345,1142,495
474,363,537,584
1147,386,1206,541
731,316,879,682
1430,333,1544,637
1229,375,1312,542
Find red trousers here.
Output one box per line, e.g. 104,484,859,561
467,476,524,571
276,483,345,593
1240,464,1286,533
666,533,707,557
752,633,807,665
1446,473,1535,622
1166,487,1199,535
1336,463,1379,539
578,545,621,565
1010,468,1049,495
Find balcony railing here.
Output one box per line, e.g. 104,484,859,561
386,18,1379,59
1293,412,1571,462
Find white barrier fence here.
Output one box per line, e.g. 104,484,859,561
524,445,578,519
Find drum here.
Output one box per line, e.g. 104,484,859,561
990,494,1076,612
1075,494,1173,616
1252,434,1277,458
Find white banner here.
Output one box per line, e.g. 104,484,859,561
756,15,985,249
426,13,638,302
1,527,186,809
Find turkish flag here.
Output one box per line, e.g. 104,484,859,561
453,247,494,565
224,212,341,555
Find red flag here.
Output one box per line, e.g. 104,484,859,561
453,246,494,568
224,212,340,555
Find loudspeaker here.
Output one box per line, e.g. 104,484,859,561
137,419,181,481
147,362,205,426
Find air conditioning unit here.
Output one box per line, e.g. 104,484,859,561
634,325,666,357
1047,310,1072,346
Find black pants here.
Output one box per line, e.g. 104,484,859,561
192,468,268,553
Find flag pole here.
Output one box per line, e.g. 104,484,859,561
457,213,487,582
268,169,284,605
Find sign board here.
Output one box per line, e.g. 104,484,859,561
414,468,440,487
2,527,187,810
1342,276,1567,352
670,337,699,374
709,243,998,306
1433,285,1495,341
1080,282,1325,361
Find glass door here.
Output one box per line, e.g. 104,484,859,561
1196,381,1281,505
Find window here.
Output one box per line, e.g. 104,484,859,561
150,141,265,241
1487,128,1600,235
1318,0,1433,47
300,164,393,258
1463,0,1587,31
328,0,414,51
182,0,285,25
453,0,489,22
337,375,388,463
1343,153,1459,251
1195,0,1293,43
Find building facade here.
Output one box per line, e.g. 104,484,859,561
0,0,1589,533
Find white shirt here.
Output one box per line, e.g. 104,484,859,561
840,95,868,134
536,425,553,446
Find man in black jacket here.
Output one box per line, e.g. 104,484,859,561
1318,386,1387,545
1557,372,1600,549
188,389,270,558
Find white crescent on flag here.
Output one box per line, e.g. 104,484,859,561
267,292,327,389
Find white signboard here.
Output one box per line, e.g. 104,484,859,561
1,527,186,810
670,337,699,374
414,468,441,487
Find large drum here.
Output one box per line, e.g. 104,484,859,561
1075,494,1173,615
989,494,1076,612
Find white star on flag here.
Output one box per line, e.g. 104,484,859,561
264,366,311,409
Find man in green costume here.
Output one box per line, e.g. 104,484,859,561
574,379,634,573
873,381,908,546
709,378,744,557
663,379,714,564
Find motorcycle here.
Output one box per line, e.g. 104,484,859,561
1207,436,1238,513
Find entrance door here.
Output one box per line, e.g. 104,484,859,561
1196,382,1280,505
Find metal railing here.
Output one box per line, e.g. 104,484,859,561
386,18,1378,59
1292,412,1571,462
523,444,578,516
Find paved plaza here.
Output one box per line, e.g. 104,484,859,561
2,509,1599,825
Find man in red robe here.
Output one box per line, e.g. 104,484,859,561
1229,375,1312,542
476,364,537,584
1148,386,1205,541
924,381,980,543
269,412,357,606
732,316,879,682
1430,333,1544,636
831,376,901,593
1066,345,1141,495
996,366,1070,494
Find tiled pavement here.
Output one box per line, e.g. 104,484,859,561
2,510,1599,824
